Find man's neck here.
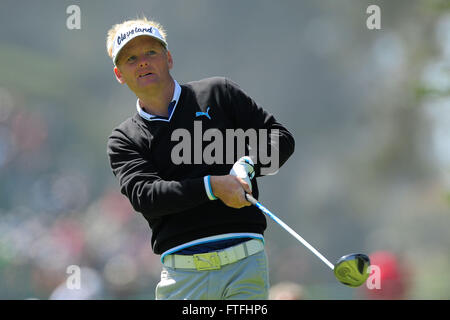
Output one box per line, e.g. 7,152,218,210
137,78,175,117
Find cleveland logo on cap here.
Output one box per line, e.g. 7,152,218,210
117,26,155,46
112,23,167,65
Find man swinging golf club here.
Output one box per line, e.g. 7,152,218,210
106,17,295,300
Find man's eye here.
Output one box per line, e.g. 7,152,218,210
146,50,156,56
127,56,137,63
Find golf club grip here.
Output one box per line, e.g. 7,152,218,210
245,193,259,206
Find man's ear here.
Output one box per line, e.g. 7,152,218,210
167,50,174,70
114,66,126,84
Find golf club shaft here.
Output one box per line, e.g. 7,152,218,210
245,194,335,270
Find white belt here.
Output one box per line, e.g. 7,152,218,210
162,239,264,270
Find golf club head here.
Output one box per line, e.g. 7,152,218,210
334,253,370,287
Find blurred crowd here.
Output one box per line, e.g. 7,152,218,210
0,88,161,299
0,182,162,299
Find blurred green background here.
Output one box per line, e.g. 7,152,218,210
0,0,449,299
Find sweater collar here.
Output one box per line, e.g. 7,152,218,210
136,79,181,122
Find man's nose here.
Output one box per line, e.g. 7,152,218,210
138,56,149,67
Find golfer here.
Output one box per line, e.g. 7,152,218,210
106,17,295,300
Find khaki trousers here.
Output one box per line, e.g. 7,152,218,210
155,249,269,300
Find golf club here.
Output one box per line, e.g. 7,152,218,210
245,193,370,287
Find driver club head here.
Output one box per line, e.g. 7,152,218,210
334,253,371,287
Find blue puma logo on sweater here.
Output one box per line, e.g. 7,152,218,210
195,106,211,120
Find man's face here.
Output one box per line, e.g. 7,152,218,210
114,36,173,94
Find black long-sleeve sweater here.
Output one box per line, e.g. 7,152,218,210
107,77,295,254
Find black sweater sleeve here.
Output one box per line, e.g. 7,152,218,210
107,123,209,218
224,78,295,176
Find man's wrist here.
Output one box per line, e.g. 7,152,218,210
203,175,218,200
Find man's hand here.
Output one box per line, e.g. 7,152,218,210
229,156,255,192
210,175,252,209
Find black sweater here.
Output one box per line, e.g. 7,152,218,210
107,77,295,254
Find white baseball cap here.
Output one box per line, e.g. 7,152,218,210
112,23,168,65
